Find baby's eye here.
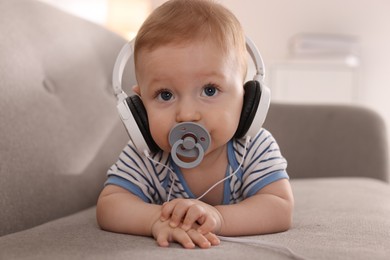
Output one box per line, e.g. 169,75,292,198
156,90,173,101
202,84,219,97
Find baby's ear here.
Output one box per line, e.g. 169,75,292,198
132,85,141,96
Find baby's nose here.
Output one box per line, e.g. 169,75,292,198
176,100,201,122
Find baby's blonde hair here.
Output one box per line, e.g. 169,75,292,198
134,0,247,81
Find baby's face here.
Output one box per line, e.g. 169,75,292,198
134,40,244,158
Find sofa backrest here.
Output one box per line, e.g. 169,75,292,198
1,0,388,238
264,103,389,182
0,0,133,236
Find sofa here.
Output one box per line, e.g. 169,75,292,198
1,1,389,259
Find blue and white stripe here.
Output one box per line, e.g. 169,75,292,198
105,128,288,205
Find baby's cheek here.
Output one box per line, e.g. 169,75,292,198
150,125,171,152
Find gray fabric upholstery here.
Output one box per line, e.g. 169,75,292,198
264,103,389,181
0,0,131,236
1,178,389,260
1,1,389,259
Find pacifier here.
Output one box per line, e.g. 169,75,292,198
168,122,211,169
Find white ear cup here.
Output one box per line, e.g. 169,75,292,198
117,99,150,155
112,36,269,155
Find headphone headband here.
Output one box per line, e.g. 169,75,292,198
112,35,271,155
244,36,265,82
112,41,134,101
112,36,265,102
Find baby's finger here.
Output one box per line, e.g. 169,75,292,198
160,199,186,221
172,228,195,249
186,229,211,249
155,232,170,248
181,204,205,231
169,200,194,228
160,201,176,221
204,232,220,246
197,216,218,234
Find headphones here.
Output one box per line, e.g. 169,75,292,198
112,36,270,156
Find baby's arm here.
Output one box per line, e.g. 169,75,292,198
216,178,294,236
161,178,293,236
96,185,219,248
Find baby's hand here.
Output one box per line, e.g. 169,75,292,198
152,218,220,249
160,199,223,235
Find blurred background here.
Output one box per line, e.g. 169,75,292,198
39,0,390,150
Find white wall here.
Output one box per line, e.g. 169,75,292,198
41,0,390,153
39,0,107,25
217,0,390,151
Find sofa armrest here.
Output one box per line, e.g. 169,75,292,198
264,103,389,182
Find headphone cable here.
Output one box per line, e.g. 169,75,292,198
145,136,250,202
145,137,306,259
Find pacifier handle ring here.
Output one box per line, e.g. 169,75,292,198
171,140,205,169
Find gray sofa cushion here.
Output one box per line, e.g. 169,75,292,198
1,178,389,260
1,1,389,260
0,0,132,236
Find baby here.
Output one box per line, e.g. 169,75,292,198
97,0,294,249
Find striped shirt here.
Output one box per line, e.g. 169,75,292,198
105,128,288,205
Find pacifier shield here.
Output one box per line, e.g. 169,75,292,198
168,122,211,168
